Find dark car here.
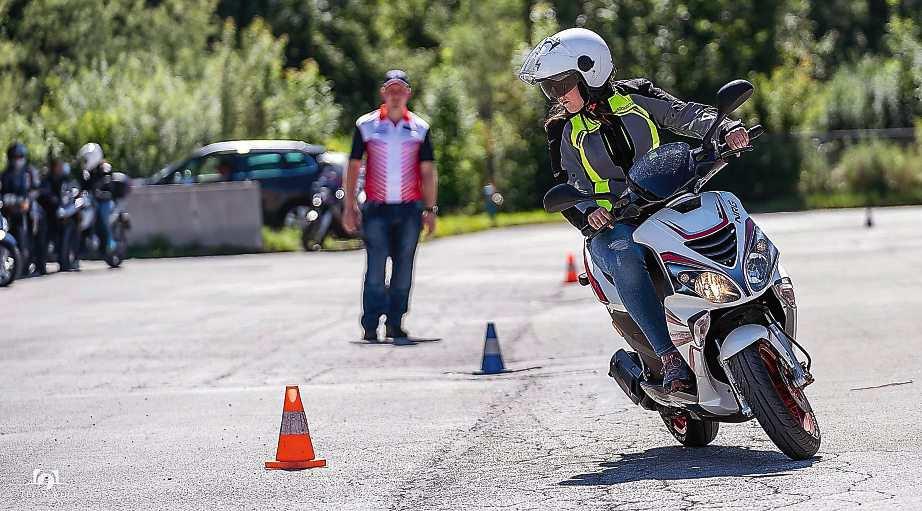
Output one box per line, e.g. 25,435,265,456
149,140,344,227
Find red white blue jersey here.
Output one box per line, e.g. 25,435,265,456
350,106,434,204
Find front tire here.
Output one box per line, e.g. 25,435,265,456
103,221,127,268
0,244,19,287
301,210,333,252
659,410,719,447
727,342,821,460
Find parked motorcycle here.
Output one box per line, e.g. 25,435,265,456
78,172,131,268
0,193,29,287
543,80,820,460
44,183,87,271
0,195,23,286
285,165,357,251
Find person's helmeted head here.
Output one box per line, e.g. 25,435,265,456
379,69,412,115
518,28,615,113
76,142,104,172
6,142,27,171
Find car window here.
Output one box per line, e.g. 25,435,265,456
168,154,239,184
245,151,317,179
286,152,319,175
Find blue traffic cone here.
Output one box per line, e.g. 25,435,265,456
479,322,506,374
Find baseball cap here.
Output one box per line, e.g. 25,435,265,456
381,69,411,89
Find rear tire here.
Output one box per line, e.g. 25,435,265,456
727,342,821,460
659,410,719,447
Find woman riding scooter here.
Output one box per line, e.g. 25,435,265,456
518,28,750,393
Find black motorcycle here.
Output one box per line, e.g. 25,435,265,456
42,182,86,271
285,166,355,251
0,195,23,286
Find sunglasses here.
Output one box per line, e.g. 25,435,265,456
539,73,581,100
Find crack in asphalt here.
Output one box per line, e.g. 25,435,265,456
386,377,535,511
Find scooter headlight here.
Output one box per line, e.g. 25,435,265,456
694,272,741,304
746,223,777,292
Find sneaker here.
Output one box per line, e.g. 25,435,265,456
362,329,379,343
385,325,408,339
386,325,415,346
661,350,694,394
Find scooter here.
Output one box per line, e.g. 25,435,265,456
543,80,820,460
78,172,131,268
0,195,23,287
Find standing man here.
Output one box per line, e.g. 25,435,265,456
343,70,438,345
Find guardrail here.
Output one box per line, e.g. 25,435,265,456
123,182,263,250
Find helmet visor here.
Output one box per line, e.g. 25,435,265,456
518,35,563,84
539,72,581,100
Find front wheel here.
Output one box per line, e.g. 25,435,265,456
59,223,79,271
659,410,719,447
0,243,20,287
301,211,333,252
103,221,127,268
727,342,821,460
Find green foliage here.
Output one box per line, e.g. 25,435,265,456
828,140,922,195
2,0,922,210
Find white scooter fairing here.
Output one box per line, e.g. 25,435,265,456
583,190,800,416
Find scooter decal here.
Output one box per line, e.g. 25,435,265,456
662,201,729,240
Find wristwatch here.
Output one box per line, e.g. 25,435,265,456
424,205,439,214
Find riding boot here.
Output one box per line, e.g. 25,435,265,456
661,350,694,394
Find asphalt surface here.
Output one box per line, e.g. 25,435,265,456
2,206,921,510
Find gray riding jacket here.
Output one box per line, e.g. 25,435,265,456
547,78,741,228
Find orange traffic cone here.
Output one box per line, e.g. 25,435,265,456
564,252,579,284
265,386,327,470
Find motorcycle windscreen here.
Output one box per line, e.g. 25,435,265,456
626,142,695,202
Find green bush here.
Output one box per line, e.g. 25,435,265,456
828,141,922,197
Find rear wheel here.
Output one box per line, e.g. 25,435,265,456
659,410,719,447
727,342,821,460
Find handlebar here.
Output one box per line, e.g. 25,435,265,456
583,124,765,241
716,124,764,159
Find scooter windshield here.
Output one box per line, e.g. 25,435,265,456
626,142,695,202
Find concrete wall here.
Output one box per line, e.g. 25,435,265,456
123,182,263,249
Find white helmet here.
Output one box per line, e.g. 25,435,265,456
519,28,615,99
77,142,104,171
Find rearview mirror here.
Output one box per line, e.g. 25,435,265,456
716,79,754,116
702,79,754,146
543,184,589,213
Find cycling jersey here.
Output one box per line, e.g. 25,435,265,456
350,105,434,204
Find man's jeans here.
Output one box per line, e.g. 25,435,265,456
588,223,673,356
361,201,423,332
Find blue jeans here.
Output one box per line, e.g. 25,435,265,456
589,223,673,356
96,199,115,252
360,202,423,332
